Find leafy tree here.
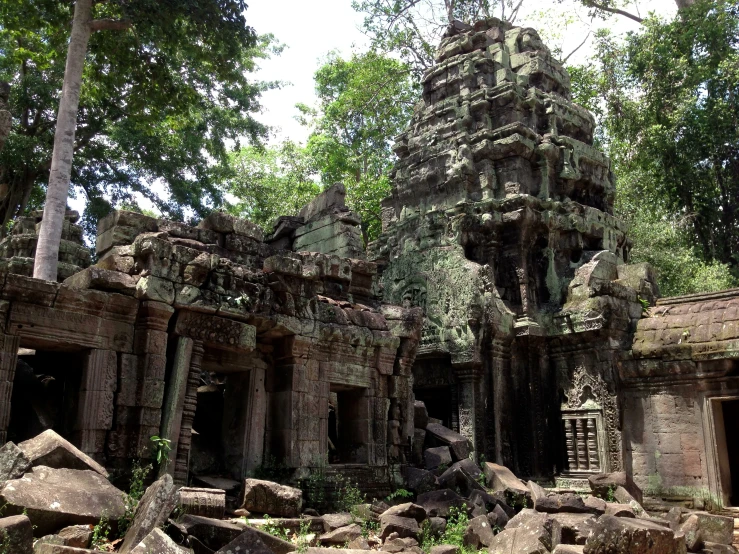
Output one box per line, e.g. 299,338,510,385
226,141,320,231
0,0,275,276
569,0,739,295
298,51,417,242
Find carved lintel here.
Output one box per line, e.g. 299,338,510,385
174,311,255,352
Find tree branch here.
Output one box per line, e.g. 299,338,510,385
583,0,643,23
90,18,132,32
562,31,592,64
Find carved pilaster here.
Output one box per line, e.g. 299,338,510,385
75,349,117,461
174,340,202,484
456,364,484,458
0,334,19,444
159,336,193,478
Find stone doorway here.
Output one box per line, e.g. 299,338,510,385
722,399,739,506
8,349,84,444
328,385,369,464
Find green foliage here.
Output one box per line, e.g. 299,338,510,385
150,435,172,467
0,0,278,235
385,488,414,503
299,51,417,243
91,516,111,549
295,518,313,553
260,515,291,541
252,454,293,484
334,476,366,514
227,141,321,231
569,1,739,293
420,506,473,553
118,460,153,538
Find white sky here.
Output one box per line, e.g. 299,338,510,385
246,0,678,144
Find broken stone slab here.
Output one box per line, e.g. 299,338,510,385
177,487,225,519
605,502,635,517
322,513,354,532
425,423,472,461
0,514,33,553
549,513,596,545
588,471,643,504
118,474,177,554
56,525,94,548
682,514,706,552
0,466,125,536
0,441,31,485
380,536,420,553
488,511,556,554
683,512,734,545
303,550,373,554
484,462,531,507
583,514,687,554
438,464,485,497
404,467,438,495
192,475,240,495
319,523,362,545
488,503,510,530
424,446,452,470
18,430,108,477
130,528,188,554
379,514,420,541
229,520,296,554
179,514,243,551
429,546,460,554
534,492,591,514
416,489,468,518
347,536,370,550
583,496,606,515
33,546,107,554
463,514,496,548
380,503,427,523
553,546,585,554
247,516,324,534
241,478,302,517
613,485,646,516
414,401,429,430
63,267,138,295
213,527,275,554
701,542,739,554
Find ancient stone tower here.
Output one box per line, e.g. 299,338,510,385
371,18,656,483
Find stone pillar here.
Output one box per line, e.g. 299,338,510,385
159,336,193,477
456,364,484,458
131,301,173,458
0,334,19,444
75,349,117,461
491,336,513,467
222,365,266,479
174,340,202,484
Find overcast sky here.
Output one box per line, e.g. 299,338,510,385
245,0,678,144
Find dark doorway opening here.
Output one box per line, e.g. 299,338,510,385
8,350,84,444
414,387,458,432
722,399,739,506
328,385,369,464
191,371,226,475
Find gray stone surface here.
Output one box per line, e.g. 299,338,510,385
416,489,467,518
319,523,362,545
0,441,31,485
241,478,302,517
0,466,125,535
380,514,420,541
119,474,177,554
583,514,688,554
130,528,187,554
18,430,108,477
424,446,452,470
0,514,33,553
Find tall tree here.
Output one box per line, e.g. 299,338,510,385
298,51,417,242
0,0,273,280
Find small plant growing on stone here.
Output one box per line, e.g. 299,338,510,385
261,515,290,541
420,506,473,553
295,518,312,553
385,488,413,503
606,485,616,503
150,435,172,467
336,477,365,514
119,460,153,537
91,516,111,549
361,518,379,539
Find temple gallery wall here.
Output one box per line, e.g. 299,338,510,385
0,17,738,511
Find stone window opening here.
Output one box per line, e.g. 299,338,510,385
327,385,369,465
8,348,84,445
561,409,605,475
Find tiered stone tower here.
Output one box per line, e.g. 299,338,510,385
371,18,657,483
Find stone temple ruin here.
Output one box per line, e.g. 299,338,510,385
0,16,738,554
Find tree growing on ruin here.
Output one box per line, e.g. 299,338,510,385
0,0,274,280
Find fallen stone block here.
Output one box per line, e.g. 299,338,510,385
425,423,471,461
613,485,646,516
686,512,734,545
347,536,371,550
583,514,687,554
0,442,31,485
463,514,496,548
57,525,94,548
427,517,447,538
553,546,585,554
319,523,362,545
380,503,427,523
429,546,460,554
484,462,530,507
549,513,596,545
191,475,240,495
177,487,225,519
130,527,187,554
588,472,643,504
424,446,452,471
488,503,510,529
33,546,107,554
583,496,606,515
700,542,739,553
414,401,429,430
605,502,635,518
380,536,420,553
241,478,302,517
0,514,33,553
19,430,107,477
180,515,243,551
322,513,354,532
438,464,485,498
119,474,177,554
380,514,420,541
232,522,295,554
0,466,125,536
488,510,556,554
213,527,276,554
404,467,438,494
416,489,468,518
534,492,591,514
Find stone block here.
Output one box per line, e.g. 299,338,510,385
0,466,126,536
213,527,277,554
380,503,427,523
588,472,643,504
416,489,468,518
130,528,186,554
0,514,33,553
135,275,175,304
583,514,687,554
424,446,452,470
241,478,302,517
463,514,496,548
0,441,31,485
177,487,225,519
319,523,362,545
379,514,420,541
19,430,108,476
119,474,177,554
426,423,472,460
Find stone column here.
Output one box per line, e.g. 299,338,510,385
456,364,484,457
174,340,202,484
0,334,19,444
75,349,117,461
132,300,174,458
222,365,266,479
159,336,193,477
491,336,513,466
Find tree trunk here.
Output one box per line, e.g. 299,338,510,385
675,0,695,9
33,0,93,281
